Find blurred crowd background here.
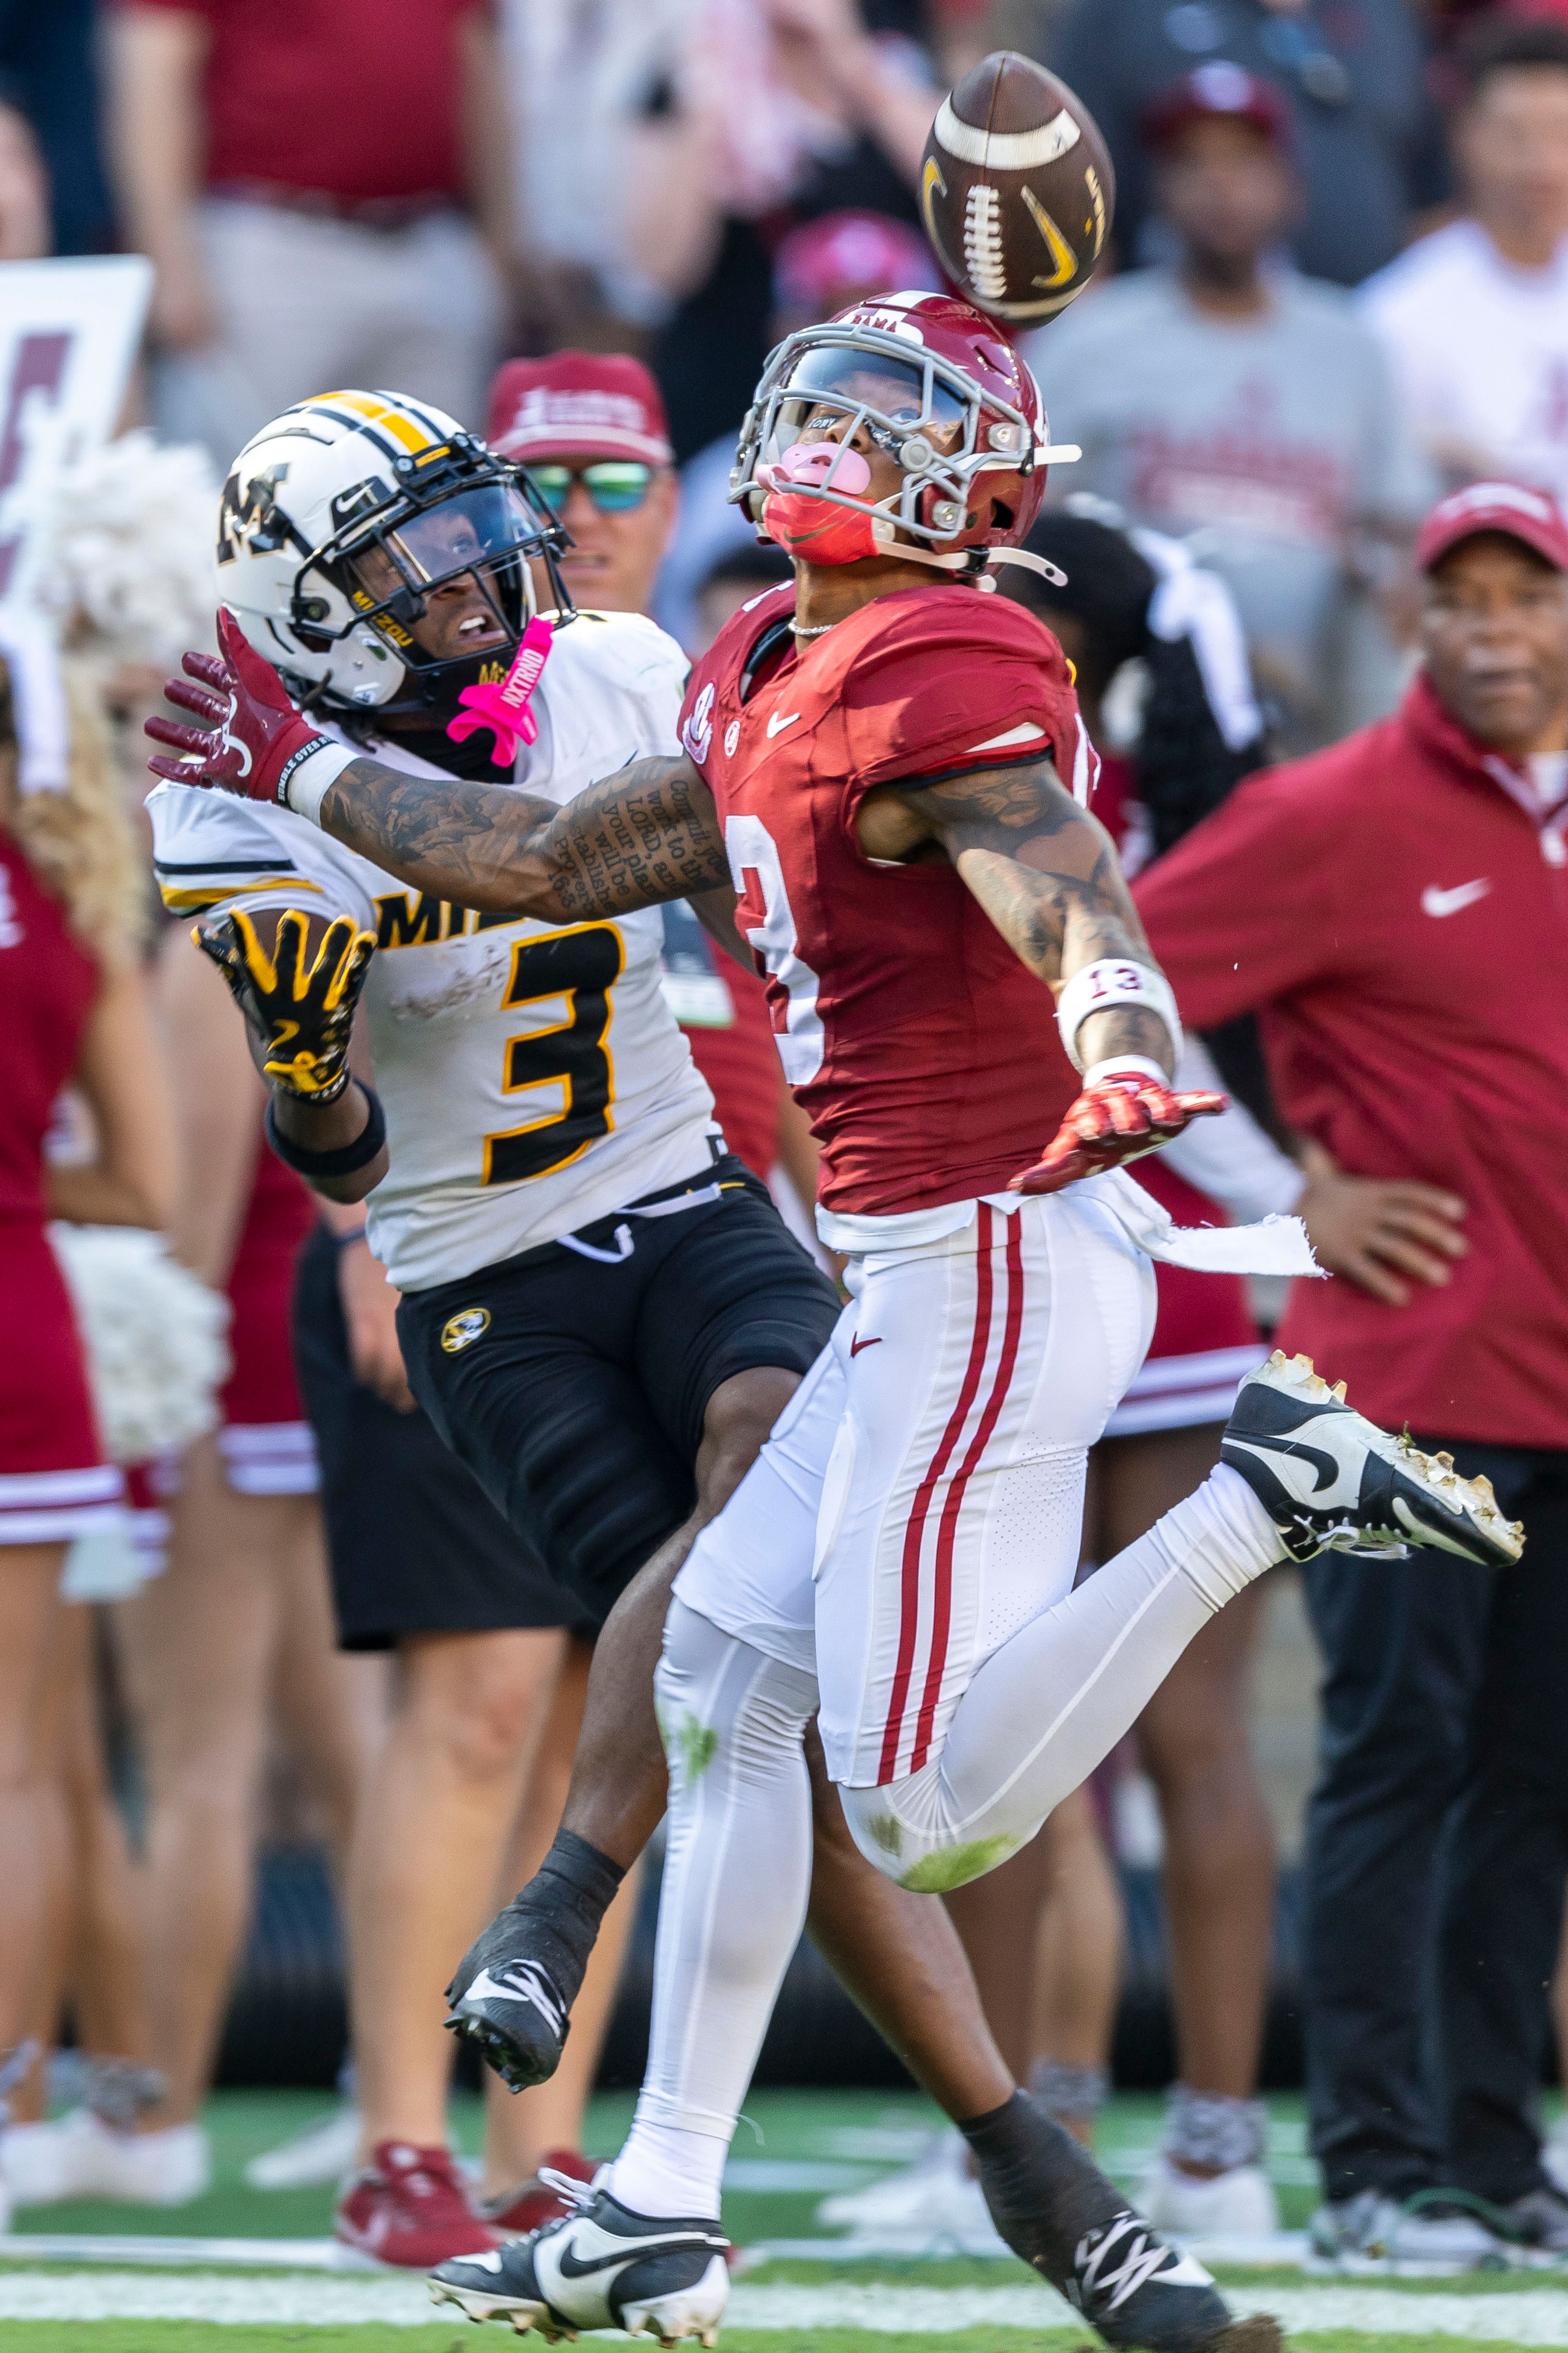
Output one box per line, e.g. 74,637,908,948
4,0,1568,2274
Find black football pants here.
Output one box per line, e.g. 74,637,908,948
1300,1441,1568,2207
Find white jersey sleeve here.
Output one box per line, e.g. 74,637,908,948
147,780,382,932
148,613,720,1295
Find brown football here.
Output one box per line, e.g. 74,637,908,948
920,53,1115,327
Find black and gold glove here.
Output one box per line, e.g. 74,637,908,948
196,906,376,1102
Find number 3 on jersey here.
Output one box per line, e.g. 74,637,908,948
726,814,824,1084
483,924,623,1185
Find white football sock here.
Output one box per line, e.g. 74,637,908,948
606,2119,729,2221
608,1600,817,2221
838,1462,1281,1886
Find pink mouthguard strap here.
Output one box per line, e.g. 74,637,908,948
756,442,873,495
446,616,555,765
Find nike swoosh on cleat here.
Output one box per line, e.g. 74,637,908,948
1228,1430,1342,1494
462,1965,564,2027
556,2237,721,2279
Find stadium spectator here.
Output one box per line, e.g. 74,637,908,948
1361,18,1568,505
495,0,692,349
1030,65,1435,750
105,0,513,471
654,208,942,648
488,351,679,617
626,0,942,460
0,0,109,255
1044,0,1449,285
1134,479,1568,2258
0,642,174,2230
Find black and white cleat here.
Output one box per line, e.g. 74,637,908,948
429,2177,729,2346
1067,2212,1280,2353
445,1905,574,2092
1221,1352,1524,1570
969,2092,1276,2353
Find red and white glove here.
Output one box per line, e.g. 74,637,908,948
1010,1071,1227,1197
145,609,352,818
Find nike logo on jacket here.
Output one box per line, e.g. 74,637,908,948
1421,879,1491,917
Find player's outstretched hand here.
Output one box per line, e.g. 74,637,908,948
1011,1074,1227,1196
196,906,375,1102
146,610,333,805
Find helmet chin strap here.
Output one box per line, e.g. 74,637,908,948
989,547,1069,586
865,516,1067,588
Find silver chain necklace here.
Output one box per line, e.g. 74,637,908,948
791,618,837,638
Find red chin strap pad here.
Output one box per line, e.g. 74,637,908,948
760,488,880,563
757,441,878,565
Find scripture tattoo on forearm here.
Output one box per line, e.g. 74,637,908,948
317,752,730,920
546,758,733,915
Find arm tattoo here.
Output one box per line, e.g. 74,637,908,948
317,752,731,921
897,758,1174,1074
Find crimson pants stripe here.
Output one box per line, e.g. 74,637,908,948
876,1205,996,1789
910,1213,1025,1774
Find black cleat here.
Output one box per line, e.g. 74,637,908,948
447,1833,625,2092
967,2091,1276,2353
444,1900,573,2092
1221,1352,1523,1569
429,2179,729,2343
1067,2211,1279,2353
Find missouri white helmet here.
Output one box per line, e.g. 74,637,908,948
214,388,569,729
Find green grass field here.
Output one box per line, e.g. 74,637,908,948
0,2086,1321,2243
0,2089,1563,2353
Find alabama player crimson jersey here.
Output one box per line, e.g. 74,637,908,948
677,582,1093,1217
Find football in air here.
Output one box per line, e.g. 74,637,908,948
920,53,1115,327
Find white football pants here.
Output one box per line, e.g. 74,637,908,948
608,1192,1285,2219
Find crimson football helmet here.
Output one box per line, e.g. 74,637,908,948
729,292,1077,578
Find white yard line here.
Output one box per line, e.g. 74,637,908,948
0,2233,346,2270
3,2273,1568,2337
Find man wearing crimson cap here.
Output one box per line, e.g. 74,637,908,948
1134,480,1568,2258
487,350,679,618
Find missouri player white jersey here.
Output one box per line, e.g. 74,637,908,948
148,610,719,1292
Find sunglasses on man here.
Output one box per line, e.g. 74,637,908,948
527,462,656,516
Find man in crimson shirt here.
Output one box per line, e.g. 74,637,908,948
1135,479,1568,2255
108,0,511,470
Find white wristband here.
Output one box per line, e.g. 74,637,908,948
277,738,356,826
1083,1056,1169,1089
1056,958,1182,1075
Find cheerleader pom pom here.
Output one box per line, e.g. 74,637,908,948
50,1226,233,1465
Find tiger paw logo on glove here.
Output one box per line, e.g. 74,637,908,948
196,906,376,1101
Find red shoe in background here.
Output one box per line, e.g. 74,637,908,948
483,2145,597,2236
335,2140,500,2269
